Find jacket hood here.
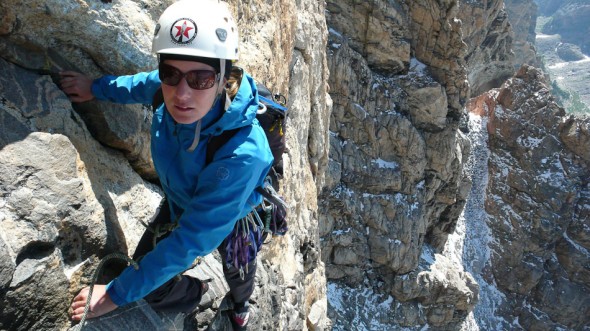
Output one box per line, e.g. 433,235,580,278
201,71,259,136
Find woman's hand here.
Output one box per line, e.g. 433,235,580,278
70,285,118,321
59,71,95,103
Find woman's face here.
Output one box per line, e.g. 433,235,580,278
161,59,225,124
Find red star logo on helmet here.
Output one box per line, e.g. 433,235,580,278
170,18,197,44
175,21,193,39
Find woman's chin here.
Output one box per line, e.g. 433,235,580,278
170,111,200,124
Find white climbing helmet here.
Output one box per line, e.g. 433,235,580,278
152,0,239,60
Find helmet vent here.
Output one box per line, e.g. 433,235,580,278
216,28,228,41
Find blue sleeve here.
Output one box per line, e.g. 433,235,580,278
91,70,161,104
106,131,272,306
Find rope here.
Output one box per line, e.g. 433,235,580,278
74,210,186,329
74,252,139,331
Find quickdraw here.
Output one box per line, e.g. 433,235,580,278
224,210,264,280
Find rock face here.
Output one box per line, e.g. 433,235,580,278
0,57,163,331
322,0,477,329
0,0,163,181
322,0,588,330
468,65,590,330
457,0,515,96
0,0,330,330
504,0,540,68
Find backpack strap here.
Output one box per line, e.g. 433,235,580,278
206,127,286,210
205,128,240,165
152,87,164,112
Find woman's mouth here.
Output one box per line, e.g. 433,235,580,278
174,105,193,112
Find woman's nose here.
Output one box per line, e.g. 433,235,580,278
174,77,192,100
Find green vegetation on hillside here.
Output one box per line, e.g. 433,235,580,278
568,90,590,114
536,3,590,116
550,80,590,114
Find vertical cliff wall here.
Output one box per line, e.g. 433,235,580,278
322,1,477,329
504,0,539,68
466,66,590,330
322,0,589,330
460,0,590,329
457,0,515,97
462,0,590,328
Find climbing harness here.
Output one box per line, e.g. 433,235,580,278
137,215,202,278
137,217,180,251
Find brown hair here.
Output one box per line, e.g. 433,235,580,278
226,66,243,100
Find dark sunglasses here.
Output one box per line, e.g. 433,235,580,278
159,62,219,90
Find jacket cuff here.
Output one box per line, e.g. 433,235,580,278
106,279,129,307
91,79,105,100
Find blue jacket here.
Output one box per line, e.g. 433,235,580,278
91,69,273,306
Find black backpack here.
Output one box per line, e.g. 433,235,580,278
152,66,288,238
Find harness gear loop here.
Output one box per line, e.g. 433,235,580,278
152,222,180,248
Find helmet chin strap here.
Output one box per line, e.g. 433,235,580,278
218,59,226,89
187,58,227,152
217,59,231,111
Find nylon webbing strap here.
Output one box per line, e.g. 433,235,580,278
152,87,164,112
205,128,240,165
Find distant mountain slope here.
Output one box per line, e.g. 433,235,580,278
539,1,590,54
534,0,590,114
